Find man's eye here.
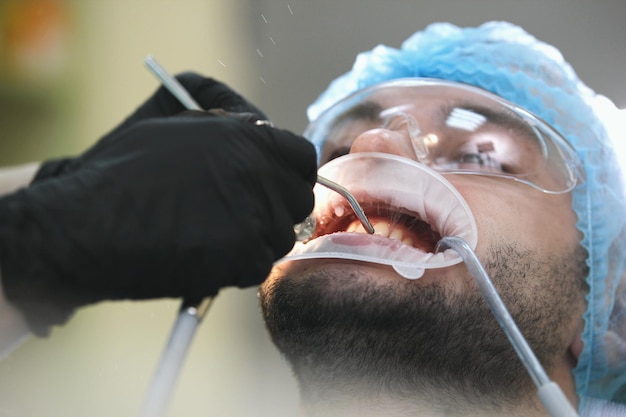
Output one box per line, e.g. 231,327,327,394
455,153,510,173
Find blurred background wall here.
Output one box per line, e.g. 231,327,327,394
0,0,624,416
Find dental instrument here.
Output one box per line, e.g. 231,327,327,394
435,236,579,417
138,57,217,417
140,55,374,417
314,175,375,234
144,55,374,241
294,176,375,242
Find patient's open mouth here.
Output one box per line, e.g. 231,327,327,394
312,202,442,253
279,154,478,278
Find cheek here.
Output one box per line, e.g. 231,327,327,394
451,180,580,256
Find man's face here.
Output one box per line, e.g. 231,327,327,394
259,84,588,405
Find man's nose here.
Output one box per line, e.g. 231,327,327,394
349,112,426,161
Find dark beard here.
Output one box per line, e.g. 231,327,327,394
259,244,588,409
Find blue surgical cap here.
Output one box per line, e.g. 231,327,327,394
307,21,626,404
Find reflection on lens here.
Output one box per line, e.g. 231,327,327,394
305,78,584,194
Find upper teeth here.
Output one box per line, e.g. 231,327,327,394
346,220,414,247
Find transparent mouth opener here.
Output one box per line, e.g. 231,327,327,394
139,56,373,417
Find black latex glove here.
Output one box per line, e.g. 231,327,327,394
34,72,267,181
0,111,316,336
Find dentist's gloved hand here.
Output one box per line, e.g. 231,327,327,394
0,106,316,337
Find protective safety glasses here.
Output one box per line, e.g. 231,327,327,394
305,79,585,194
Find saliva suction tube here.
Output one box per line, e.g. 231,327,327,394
436,237,579,417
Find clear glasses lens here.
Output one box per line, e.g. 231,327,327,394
306,79,584,194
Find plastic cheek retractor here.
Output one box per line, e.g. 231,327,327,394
277,152,478,279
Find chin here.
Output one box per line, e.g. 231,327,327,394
260,242,587,406
260,251,535,405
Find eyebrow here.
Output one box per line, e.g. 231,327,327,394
328,98,541,151
332,101,384,126
440,101,538,138
336,100,532,132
